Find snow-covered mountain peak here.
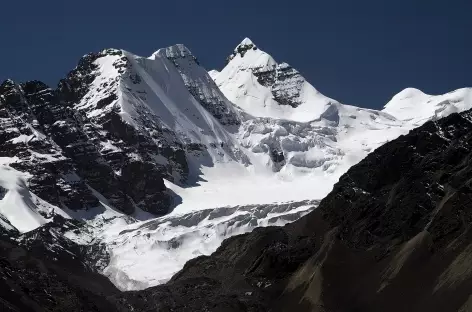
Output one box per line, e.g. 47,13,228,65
225,38,276,71
0,79,16,88
230,37,259,57
212,39,335,122
383,87,472,124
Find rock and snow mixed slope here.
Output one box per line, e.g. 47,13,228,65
0,37,470,291
213,38,335,122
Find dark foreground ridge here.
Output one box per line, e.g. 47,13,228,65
2,101,472,310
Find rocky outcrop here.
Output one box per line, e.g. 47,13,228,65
0,220,119,312
226,38,259,62
0,80,99,210
253,62,305,108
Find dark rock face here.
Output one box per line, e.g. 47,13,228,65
226,41,306,108
63,49,190,186
253,62,305,108
97,106,189,185
19,216,103,271
0,80,99,210
269,147,285,171
0,49,178,215
56,49,175,214
0,215,18,239
0,221,119,312
120,161,171,215
109,109,472,311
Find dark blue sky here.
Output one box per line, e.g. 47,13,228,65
0,0,470,108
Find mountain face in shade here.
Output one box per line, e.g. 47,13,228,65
0,37,471,311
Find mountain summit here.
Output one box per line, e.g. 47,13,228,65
213,38,335,121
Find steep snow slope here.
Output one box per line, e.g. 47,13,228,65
0,163,48,233
208,69,220,79
155,44,241,125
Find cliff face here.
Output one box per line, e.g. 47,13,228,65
0,80,102,213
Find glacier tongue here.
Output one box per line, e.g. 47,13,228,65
65,199,319,290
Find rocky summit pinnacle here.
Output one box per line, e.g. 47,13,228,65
239,37,255,46
229,37,258,60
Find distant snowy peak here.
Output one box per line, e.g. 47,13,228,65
213,38,336,122
383,87,472,124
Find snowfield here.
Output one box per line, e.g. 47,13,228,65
1,37,471,291
0,158,71,233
